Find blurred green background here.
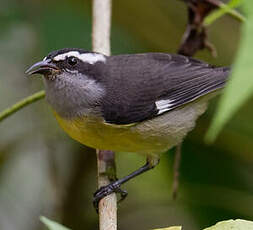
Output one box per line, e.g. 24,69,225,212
1,0,252,229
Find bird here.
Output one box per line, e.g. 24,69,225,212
26,48,230,208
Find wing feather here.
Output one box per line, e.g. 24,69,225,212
101,53,230,124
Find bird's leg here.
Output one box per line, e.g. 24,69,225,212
93,155,160,211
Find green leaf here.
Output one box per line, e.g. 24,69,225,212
154,227,182,230
203,219,253,230
40,216,71,230
204,0,245,26
205,0,253,143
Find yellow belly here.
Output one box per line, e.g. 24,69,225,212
53,101,207,155
53,112,169,154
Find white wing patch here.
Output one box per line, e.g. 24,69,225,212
155,99,175,115
53,51,106,64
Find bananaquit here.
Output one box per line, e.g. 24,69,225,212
26,48,230,205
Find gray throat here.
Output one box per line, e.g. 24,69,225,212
43,73,105,119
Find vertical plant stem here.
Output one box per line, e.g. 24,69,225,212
92,0,111,55
172,144,182,200
92,1,117,230
96,150,117,230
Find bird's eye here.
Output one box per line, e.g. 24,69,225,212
67,57,78,66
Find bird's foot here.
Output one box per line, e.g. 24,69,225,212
93,182,128,212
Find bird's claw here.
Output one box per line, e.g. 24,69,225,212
93,182,128,212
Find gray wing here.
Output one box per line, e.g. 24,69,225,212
101,53,230,125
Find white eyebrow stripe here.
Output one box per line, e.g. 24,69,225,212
53,51,106,64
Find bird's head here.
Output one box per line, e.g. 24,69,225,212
26,48,107,80
26,48,107,118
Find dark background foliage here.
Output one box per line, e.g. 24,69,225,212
1,0,252,230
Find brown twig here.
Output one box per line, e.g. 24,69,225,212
178,0,219,57
172,0,219,199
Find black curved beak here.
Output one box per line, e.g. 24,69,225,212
25,59,60,76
